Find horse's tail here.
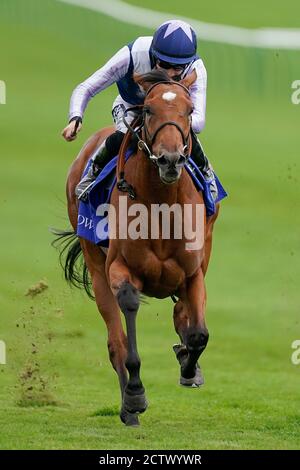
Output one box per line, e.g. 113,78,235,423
51,229,94,300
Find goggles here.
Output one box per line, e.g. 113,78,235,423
156,59,189,72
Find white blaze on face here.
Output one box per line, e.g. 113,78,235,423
162,91,177,102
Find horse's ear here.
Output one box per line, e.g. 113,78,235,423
180,69,197,89
134,73,152,93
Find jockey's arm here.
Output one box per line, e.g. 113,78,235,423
189,60,207,134
62,46,130,141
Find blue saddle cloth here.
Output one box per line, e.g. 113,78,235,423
77,150,227,247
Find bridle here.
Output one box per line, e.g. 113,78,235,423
117,80,192,199
123,81,192,163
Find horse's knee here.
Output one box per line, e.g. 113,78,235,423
117,282,139,314
186,326,209,354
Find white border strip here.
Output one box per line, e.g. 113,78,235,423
59,0,300,50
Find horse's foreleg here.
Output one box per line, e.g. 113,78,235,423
109,260,147,419
174,204,219,386
80,241,138,423
173,270,208,387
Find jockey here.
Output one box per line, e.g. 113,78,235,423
62,20,217,201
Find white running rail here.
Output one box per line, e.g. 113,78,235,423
59,0,300,50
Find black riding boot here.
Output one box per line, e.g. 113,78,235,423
191,131,218,201
75,131,125,201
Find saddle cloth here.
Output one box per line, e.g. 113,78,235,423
77,150,227,247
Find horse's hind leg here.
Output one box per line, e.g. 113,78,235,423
109,260,148,419
202,204,219,276
80,240,139,426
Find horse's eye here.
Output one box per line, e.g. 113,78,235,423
144,107,152,115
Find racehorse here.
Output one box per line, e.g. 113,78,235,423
55,69,219,426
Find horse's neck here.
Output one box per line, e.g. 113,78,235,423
132,150,179,205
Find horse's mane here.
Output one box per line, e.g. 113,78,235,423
137,69,172,86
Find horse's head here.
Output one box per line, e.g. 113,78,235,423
135,69,197,184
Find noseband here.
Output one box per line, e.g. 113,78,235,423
143,118,189,155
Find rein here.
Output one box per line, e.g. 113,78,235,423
117,81,192,199
116,113,143,200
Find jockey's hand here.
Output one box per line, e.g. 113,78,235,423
62,118,82,141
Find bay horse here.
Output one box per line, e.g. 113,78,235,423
56,69,219,426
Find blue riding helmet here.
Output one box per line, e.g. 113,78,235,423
151,20,198,65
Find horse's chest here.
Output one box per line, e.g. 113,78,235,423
124,244,201,296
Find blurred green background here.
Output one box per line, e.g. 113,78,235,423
0,0,299,449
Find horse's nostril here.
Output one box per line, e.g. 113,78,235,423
158,156,168,166
177,155,186,165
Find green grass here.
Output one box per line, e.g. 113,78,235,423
0,0,300,449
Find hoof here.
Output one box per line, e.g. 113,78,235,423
120,408,140,426
173,344,204,387
180,364,204,387
123,390,148,414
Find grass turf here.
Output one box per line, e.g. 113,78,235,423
0,0,299,449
